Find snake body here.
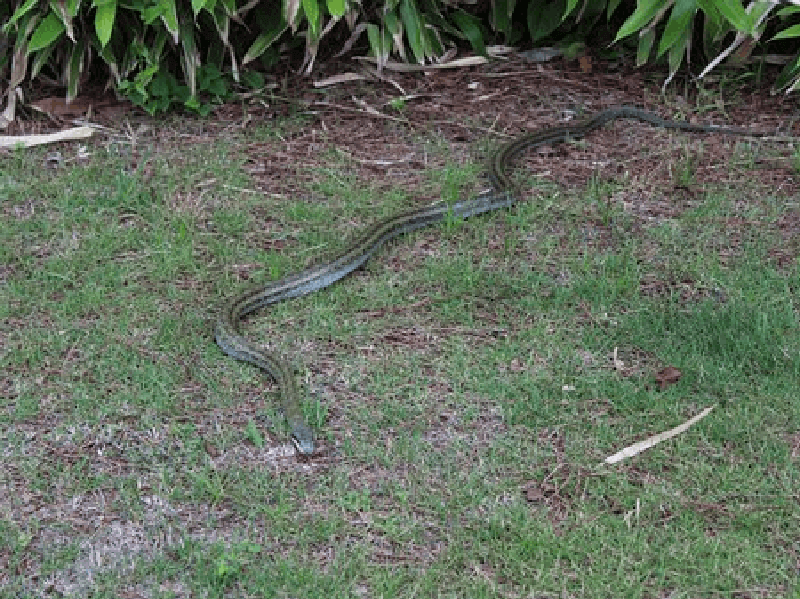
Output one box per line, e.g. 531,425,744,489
215,106,760,455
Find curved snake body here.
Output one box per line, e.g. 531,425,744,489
215,106,761,455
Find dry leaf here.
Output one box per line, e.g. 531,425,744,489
655,366,682,390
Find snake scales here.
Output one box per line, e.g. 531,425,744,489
215,105,761,455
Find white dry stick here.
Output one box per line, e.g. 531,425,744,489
353,55,489,72
604,404,717,465
1,126,96,148
313,72,367,87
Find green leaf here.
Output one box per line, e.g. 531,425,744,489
198,64,225,95
423,25,442,57
491,0,511,35
365,23,380,54
240,70,265,89
210,3,229,40
149,71,170,97
383,9,406,60
366,23,389,65
712,0,752,31
66,37,87,102
95,31,120,82
141,5,163,25
191,0,207,15
285,0,301,29
384,9,401,34
607,0,623,20
636,27,655,66
327,0,346,18
564,0,578,19
697,0,723,30
505,0,519,24
775,54,800,92
697,0,727,56
3,0,39,33
302,0,320,36
243,22,286,64
528,0,566,43
27,12,65,54
178,14,199,96
400,0,424,63
771,23,800,42
159,0,179,41
94,0,116,47
657,0,695,58
51,0,76,42
452,9,485,55
614,0,666,42
666,26,689,82
30,42,56,78
66,0,81,17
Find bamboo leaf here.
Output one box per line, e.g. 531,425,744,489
665,26,689,85
775,54,800,92
4,0,39,33
491,0,511,35
712,0,752,31
159,0,179,42
95,30,120,83
451,9,485,55
657,0,695,58
400,0,424,63
31,42,56,79
607,0,623,20
505,0,518,24
528,0,566,43
327,0,346,18
9,14,39,89
424,23,442,57
771,23,800,42
243,22,287,64
365,22,388,68
614,0,670,42
94,0,116,47
27,12,65,53
285,0,301,30
178,15,199,96
66,37,87,103
384,9,405,59
51,0,76,42
636,27,655,66
66,0,81,17
302,0,320,36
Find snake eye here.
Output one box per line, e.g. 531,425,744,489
291,435,315,456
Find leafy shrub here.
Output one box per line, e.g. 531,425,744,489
2,0,800,118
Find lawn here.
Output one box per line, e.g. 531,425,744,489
1,103,799,598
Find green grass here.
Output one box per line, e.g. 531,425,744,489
1,117,798,598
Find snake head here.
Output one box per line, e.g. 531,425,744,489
291,424,315,456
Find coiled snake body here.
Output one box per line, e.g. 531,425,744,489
215,106,760,455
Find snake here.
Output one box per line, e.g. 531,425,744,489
215,105,762,456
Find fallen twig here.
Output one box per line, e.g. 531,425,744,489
0,125,97,148
603,404,716,465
